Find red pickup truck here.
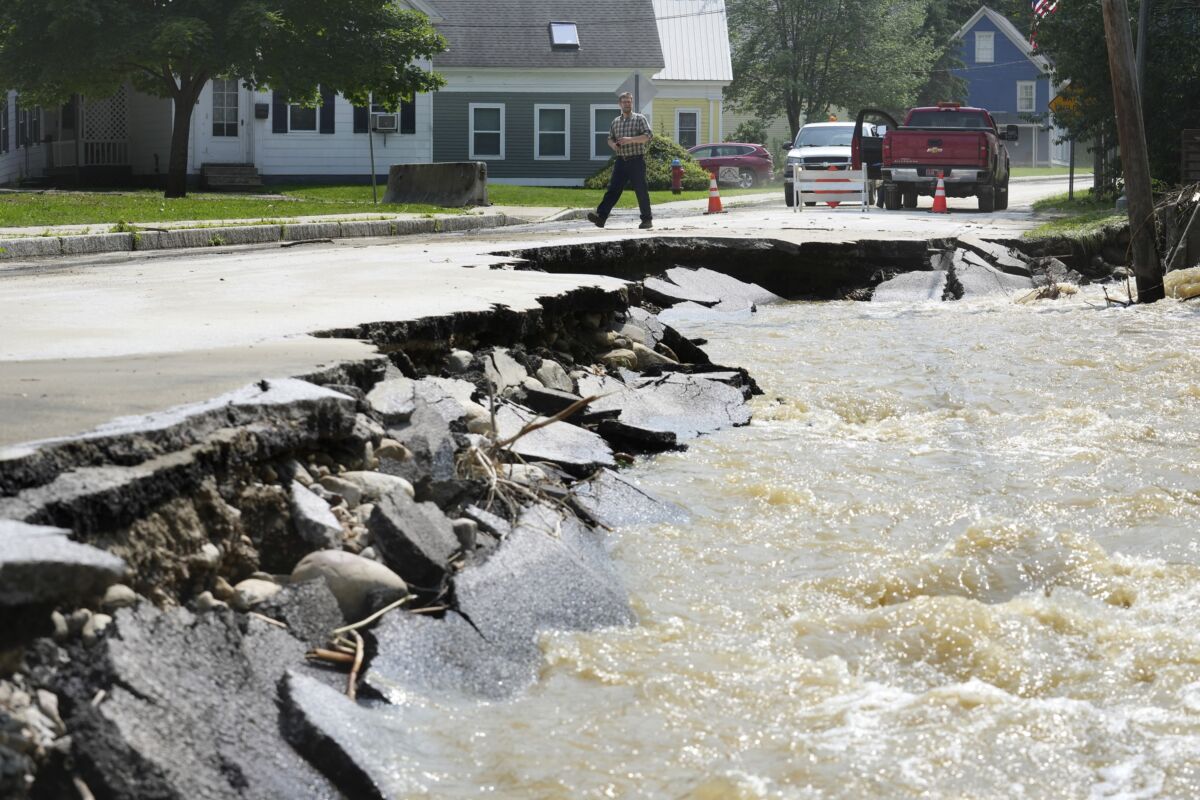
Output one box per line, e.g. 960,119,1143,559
880,103,1018,212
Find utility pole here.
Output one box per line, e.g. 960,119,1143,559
1135,0,1150,104
1102,0,1163,302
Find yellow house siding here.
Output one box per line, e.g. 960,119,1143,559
650,98,712,146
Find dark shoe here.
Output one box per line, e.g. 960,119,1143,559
639,220,653,230
587,212,606,228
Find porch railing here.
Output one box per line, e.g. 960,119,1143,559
47,138,129,168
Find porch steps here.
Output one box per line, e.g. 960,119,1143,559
201,163,264,192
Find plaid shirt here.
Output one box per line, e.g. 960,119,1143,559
610,112,652,157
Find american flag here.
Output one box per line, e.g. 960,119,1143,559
1033,0,1059,18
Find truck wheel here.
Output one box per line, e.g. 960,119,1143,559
784,185,795,207
995,181,1009,210
902,187,918,208
977,185,996,212
884,184,900,210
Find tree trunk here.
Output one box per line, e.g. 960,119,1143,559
165,95,193,198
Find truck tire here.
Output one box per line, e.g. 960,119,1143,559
902,187,918,208
995,180,1009,210
977,185,995,212
884,184,900,210
784,185,795,207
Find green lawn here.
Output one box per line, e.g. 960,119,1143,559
1025,190,1125,239
0,182,766,230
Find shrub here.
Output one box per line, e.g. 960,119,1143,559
584,136,711,191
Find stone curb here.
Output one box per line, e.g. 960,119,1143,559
0,212,521,261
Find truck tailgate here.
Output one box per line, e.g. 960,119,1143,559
887,130,984,167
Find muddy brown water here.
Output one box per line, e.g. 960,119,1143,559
366,288,1200,798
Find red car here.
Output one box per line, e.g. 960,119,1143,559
686,142,774,188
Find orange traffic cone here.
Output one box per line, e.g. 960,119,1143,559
704,172,725,214
930,173,949,214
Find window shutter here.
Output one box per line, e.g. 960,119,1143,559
400,98,416,134
319,87,335,134
272,91,288,133
353,105,369,134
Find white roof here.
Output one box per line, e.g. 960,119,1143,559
953,6,1051,72
651,0,733,82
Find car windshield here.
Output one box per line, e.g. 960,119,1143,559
794,127,854,148
905,110,992,129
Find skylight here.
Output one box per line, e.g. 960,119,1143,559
549,21,579,49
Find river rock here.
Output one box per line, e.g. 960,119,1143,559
631,342,676,370
317,475,362,507
289,483,343,549
446,349,474,374
336,471,414,503
291,550,407,621
599,348,638,370
101,583,139,612
0,520,126,639
367,490,461,589
463,401,494,434
233,578,281,610
366,504,633,701
482,348,528,395
535,359,574,392
56,605,339,799
493,403,615,475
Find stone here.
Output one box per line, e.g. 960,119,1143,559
101,584,138,612
643,276,720,307
519,375,546,392
516,385,586,419
952,250,1034,298
67,609,92,636
0,520,125,635
481,348,529,395
367,491,461,589
621,306,666,347
379,382,470,507
50,611,68,641
446,349,474,374
289,483,343,549
463,401,494,435
82,612,113,645
375,439,411,461
492,404,615,475
189,542,221,571
451,519,478,552
195,591,228,612
957,235,1033,277
631,342,677,370
256,576,347,647
212,576,236,602
319,475,363,507
599,348,638,370
463,505,512,539
534,359,574,392
291,550,408,621
233,578,281,610
336,471,414,503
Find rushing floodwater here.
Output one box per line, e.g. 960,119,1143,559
381,288,1200,798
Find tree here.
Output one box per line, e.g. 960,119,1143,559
0,0,447,197
727,0,938,137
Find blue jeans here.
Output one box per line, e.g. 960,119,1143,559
597,155,652,222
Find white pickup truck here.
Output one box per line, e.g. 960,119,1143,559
783,120,884,207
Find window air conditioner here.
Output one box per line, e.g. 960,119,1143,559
372,113,399,132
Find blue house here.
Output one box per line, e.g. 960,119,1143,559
952,6,1062,167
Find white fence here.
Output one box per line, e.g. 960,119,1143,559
791,168,871,212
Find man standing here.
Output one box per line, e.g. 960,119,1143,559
588,91,653,230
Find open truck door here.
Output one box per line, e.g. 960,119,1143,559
852,108,899,180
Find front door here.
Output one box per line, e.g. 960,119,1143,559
199,78,247,163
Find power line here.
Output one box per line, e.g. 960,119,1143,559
434,8,728,29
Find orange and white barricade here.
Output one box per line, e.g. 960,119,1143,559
792,167,871,213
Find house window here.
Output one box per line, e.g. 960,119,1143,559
548,22,579,49
212,78,239,137
1017,81,1036,112
975,31,995,64
535,104,569,160
676,109,700,148
289,103,317,132
469,103,504,159
14,99,40,147
591,105,620,159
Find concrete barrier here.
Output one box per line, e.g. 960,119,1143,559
382,162,488,207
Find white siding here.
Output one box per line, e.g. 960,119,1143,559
0,90,46,186
251,89,433,176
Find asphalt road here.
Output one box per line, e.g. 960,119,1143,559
0,177,1078,450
